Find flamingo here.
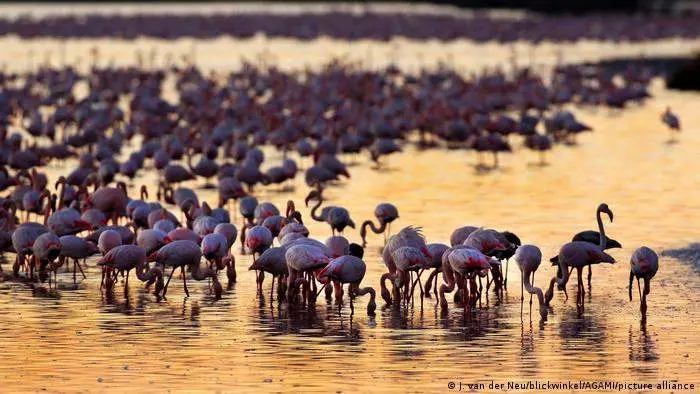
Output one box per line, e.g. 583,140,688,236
550,203,620,285
248,246,287,301
201,232,228,271
444,247,493,315
305,190,355,235
147,240,222,299
285,244,329,306
136,229,170,254
514,245,548,320
32,232,62,287
423,242,449,298
243,225,273,291
391,246,431,306
214,223,238,283
86,183,128,225
359,203,399,247
58,235,98,283
380,226,430,306
449,226,478,247
98,244,164,295
315,255,376,316
661,107,680,142
629,246,659,320
545,215,616,308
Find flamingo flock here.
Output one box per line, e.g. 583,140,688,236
0,26,680,325
1,10,699,42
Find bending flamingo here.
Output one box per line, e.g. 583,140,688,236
514,245,548,320
629,246,659,321
315,254,376,316
359,202,399,247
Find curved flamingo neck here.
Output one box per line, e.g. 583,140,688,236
596,208,606,249
522,270,547,318
309,195,324,222
360,219,386,241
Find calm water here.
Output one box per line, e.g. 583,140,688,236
1,39,700,392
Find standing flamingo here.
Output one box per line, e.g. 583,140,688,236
249,246,288,301
285,244,328,306
380,226,430,306
629,246,659,320
661,107,680,142
59,235,98,283
98,244,164,295
444,247,493,315
147,240,222,299
545,218,616,308
514,245,548,320
315,255,376,316
359,202,399,247
305,190,355,235
550,203,620,285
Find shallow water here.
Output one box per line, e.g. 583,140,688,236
1,39,700,392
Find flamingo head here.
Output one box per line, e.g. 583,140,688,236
304,190,320,207
598,203,614,222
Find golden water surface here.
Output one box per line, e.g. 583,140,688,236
0,28,699,392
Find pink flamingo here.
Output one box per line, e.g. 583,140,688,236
285,244,328,306
380,226,430,306
359,203,399,247
58,235,98,283
315,255,376,316
545,227,616,308
214,223,238,284
32,232,62,287
98,244,164,296
629,246,659,321
305,190,355,235
443,247,493,315
86,183,128,225
147,240,222,299
248,246,288,301
514,245,548,320
243,225,273,291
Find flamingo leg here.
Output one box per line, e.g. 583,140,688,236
75,258,86,279
433,269,439,298
530,271,535,308
520,270,524,319
577,267,584,307
349,288,355,317
641,278,649,318
163,265,177,296
181,266,189,297
637,277,642,300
